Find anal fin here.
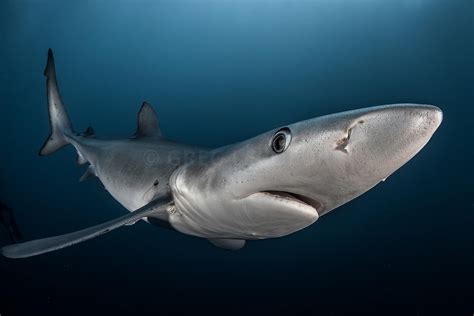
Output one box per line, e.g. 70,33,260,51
79,165,96,182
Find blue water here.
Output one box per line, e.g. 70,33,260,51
1,0,473,315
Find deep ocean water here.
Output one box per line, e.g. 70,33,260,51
0,0,473,315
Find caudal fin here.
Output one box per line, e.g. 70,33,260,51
39,49,75,156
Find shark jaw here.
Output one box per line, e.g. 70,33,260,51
257,191,324,214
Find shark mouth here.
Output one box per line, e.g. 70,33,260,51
260,191,324,214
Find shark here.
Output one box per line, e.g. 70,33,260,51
1,49,443,258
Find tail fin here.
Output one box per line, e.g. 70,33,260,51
39,49,75,156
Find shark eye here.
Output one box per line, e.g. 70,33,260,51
271,128,292,153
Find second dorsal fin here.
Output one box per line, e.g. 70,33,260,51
132,102,162,139
81,126,96,138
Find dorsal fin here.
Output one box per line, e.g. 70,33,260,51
81,126,95,138
132,102,161,139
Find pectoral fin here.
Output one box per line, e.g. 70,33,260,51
208,238,246,250
1,196,173,259
79,165,96,182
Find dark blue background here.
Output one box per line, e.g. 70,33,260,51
0,0,473,315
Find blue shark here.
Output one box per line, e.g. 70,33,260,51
1,50,442,258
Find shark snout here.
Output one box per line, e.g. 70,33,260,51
365,104,442,150
398,104,443,132
350,103,442,182
424,105,443,128
281,104,443,216
336,104,443,175
336,104,442,155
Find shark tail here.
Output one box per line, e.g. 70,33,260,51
39,49,75,156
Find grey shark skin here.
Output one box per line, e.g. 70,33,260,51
1,50,443,258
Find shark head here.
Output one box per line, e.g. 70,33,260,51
170,104,442,240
